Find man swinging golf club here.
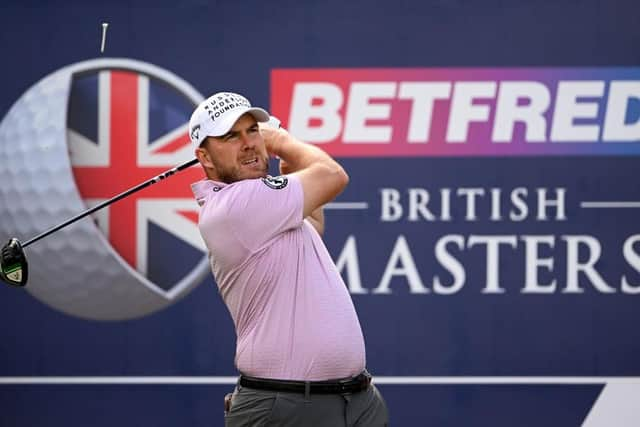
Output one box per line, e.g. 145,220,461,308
190,92,388,426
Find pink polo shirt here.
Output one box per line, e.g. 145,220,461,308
191,174,365,381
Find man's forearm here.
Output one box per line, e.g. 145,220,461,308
278,158,326,235
262,125,347,220
266,129,343,175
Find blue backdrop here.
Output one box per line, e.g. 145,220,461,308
1,1,639,426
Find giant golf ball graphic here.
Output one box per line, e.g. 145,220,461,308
0,59,209,320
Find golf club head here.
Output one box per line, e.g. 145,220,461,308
0,238,28,287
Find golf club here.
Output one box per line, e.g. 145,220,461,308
0,157,199,288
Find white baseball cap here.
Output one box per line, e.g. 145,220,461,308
189,92,270,149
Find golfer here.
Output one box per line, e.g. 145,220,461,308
189,92,388,426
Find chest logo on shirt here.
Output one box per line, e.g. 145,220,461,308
262,175,288,190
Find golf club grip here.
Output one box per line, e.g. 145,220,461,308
22,158,199,248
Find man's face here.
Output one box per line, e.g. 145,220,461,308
198,114,269,183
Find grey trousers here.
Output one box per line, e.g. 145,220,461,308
224,381,388,427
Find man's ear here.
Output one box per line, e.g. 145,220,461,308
195,143,215,169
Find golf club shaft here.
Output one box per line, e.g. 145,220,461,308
22,158,199,248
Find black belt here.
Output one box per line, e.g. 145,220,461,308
239,370,372,394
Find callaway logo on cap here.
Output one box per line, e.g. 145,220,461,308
189,92,270,148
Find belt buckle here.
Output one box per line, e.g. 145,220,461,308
337,378,352,394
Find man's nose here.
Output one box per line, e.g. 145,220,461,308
240,132,255,148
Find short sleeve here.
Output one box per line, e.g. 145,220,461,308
225,175,304,252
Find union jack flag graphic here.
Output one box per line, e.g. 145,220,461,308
67,68,207,291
